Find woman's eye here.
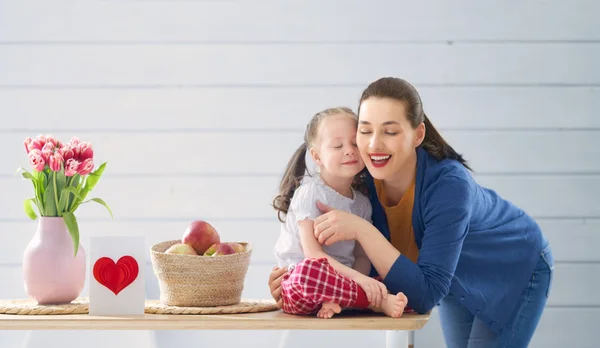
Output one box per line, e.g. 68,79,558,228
385,132,397,135
359,131,371,134
334,145,343,149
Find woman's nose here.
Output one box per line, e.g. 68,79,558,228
369,133,381,149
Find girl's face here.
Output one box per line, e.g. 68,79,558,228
356,97,424,181
310,113,365,180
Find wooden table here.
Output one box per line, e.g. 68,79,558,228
0,309,430,348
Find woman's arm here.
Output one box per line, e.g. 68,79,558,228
315,173,473,314
355,225,401,279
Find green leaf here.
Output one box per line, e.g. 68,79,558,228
23,198,38,220
20,171,35,181
43,172,57,216
80,162,107,199
58,189,70,214
37,171,47,214
20,171,38,194
82,198,114,219
62,186,84,200
55,170,67,194
62,212,80,257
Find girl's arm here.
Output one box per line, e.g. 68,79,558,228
298,219,366,281
297,219,387,307
313,204,400,279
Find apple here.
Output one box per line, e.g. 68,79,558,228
165,243,198,255
202,243,219,256
182,220,220,255
212,243,236,256
227,242,245,253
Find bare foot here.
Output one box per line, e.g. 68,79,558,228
317,302,342,319
370,292,408,318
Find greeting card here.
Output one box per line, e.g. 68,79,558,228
89,236,146,315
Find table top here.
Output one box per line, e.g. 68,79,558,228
0,310,430,331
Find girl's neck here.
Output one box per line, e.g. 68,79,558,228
319,170,354,198
382,151,417,205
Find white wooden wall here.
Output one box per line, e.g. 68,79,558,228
1,1,598,347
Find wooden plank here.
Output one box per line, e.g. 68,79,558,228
0,310,430,331
1,87,597,131
2,175,599,220
415,307,600,348
4,131,599,176
1,44,599,86
0,1,597,42
0,218,598,265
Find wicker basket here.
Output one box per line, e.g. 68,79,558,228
150,240,253,307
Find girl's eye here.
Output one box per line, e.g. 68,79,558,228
359,131,371,134
385,132,397,135
334,145,343,149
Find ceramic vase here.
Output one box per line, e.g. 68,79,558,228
22,217,86,305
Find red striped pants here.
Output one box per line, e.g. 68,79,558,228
280,257,370,315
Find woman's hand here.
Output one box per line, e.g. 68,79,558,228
313,201,367,246
268,266,287,308
354,274,388,308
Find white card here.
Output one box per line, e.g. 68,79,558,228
88,236,146,316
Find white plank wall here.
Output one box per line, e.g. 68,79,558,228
0,1,598,347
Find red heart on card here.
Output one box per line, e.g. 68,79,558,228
93,256,139,295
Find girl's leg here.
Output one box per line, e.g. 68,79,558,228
282,257,403,317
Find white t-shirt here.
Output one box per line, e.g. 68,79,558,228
274,174,373,269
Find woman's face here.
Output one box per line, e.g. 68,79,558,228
356,97,424,181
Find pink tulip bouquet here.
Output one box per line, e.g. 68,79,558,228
18,134,112,256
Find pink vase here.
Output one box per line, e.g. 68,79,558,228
22,217,86,305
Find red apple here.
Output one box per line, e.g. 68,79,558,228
227,242,245,253
165,243,198,255
202,243,219,256
212,243,236,256
182,220,220,255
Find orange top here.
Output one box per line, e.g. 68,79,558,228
374,177,420,263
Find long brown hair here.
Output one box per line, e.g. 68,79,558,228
272,107,368,223
358,77,472,171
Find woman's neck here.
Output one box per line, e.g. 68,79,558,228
382,151,417,205
319,171,354,198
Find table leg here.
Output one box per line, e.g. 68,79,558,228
385,330,410,348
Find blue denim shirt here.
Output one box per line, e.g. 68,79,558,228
366,146,551,335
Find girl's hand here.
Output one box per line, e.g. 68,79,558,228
313,201,366,246
354,274,388,309
268,266,288,309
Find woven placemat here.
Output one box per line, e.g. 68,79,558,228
0,297,89,315
144,299,279,315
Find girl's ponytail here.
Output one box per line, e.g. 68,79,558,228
272,142,308,223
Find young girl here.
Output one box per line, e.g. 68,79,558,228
272,107,408,319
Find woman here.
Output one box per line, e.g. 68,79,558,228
268,77,553,347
